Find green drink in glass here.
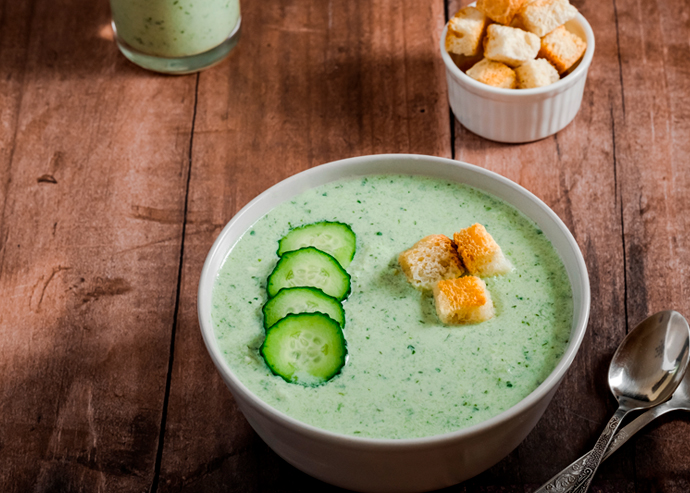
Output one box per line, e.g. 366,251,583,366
110,0,241,74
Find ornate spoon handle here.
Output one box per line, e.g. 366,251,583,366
532,407,629,493
569,407,628,493
532,403,673,493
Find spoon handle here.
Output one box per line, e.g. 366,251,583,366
531,403,672,493
532,407,629,493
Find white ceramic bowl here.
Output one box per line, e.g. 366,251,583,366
440,13,595,143
198,154,590,492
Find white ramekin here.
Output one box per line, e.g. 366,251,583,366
198,154,591,493
440,14,595,143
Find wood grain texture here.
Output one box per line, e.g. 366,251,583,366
614,0,690,491
0,0,196,491
0,0,31,217
1,0,689,491
157,0,450,490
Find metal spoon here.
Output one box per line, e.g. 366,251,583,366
533,310,690,493
535,356,690,493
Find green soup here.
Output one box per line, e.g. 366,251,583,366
111,0,240,58
212,175,573,439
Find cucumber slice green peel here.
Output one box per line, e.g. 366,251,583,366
267,247,351,301
278,221,356,268
260,312,347,386
262,287,345,329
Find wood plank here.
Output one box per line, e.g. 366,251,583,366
159,0,450,490
447,0,630,490
614,0,690,491
1,0,687,491
0,0,196,490
0,0,32,220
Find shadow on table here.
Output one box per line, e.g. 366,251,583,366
3,0,156,81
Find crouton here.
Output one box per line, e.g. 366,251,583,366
398,235,465,290
539,25,587,73
453,223,512,277
466,58,516,89
476,0,526,25
445,7,491,57
515,58,560,88
483,24,540,68
514,0,578,37
433,276,495,325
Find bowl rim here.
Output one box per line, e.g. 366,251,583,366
198,153,590,450
439,10,596,97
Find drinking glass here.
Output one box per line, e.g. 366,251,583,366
110,0,241,74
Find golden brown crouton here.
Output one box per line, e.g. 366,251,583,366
515,58,560,88
514,0,578,37
398,234,464,290
476,0,526,25
466,58,516,89
445,7,491,57
453,223,512,277
433,276,495,325
483,24,541,68
538,25,587,74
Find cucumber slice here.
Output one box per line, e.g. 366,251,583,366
278,221,356,268
261,312,347,385
262,287,345,329
267,247,351,300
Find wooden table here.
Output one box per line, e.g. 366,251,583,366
2,0,689,491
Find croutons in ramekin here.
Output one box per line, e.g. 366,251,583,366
445,6,490,57
515,58,560,88
514,0,578,38
539,25,587,73
445,0,587,89
476,0,525,25
466,58,517,89
484,24,541,68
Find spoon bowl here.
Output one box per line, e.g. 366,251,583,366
609,310,690,408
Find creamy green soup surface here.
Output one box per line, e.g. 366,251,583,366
212,175,573,439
